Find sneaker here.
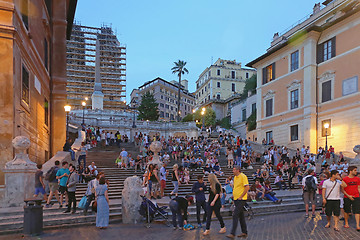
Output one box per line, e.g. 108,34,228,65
305,214,309,218
63,210,71,213
237,233,248,238
226,234,235,239
251,199,257,203
203,230,210,236
219,227,226,234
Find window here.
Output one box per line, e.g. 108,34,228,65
202,89,204,94
232,83,235,92
251,103,256,113
266,131,273,144
322,119,331,137
290,89,299,109
317,37,336,63
44,98,49,126
170,114,174,120
160,111,164,117
166,112,169,118
262,63,275,84
171,106,173,111
231,71,235,79
159,103,164,108
290,125,298,141
242,109,246,122
45,150,49,162
216,93,221,99
265,99,273,117
165,104,169,109
208,70,211,77
217,82,220,88
217,69,221,75
160,95,163,99
21,0,29,29
205,86,207,92
290,50,299,71
246,72,249,79
322,80,332,103
45,0,52,17
22,65,30,105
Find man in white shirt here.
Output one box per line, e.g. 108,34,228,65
120,148,129,169
322,170,345,231
159,163,168,198
301,145,306,156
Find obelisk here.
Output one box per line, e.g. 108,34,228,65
91,38,104,110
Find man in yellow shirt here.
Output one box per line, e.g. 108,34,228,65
227,165,249,239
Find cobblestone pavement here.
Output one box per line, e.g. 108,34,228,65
4,212,360,240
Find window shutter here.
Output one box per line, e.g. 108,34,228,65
317,43,324,64
262,67,267,85
331,37,336,58
272,63,276,80
322,80,331,102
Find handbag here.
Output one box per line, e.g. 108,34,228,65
78,195,87,209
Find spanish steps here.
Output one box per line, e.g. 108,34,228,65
0,141,307,234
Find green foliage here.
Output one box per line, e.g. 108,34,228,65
193,107,216,127
247,111,256,132
240,74,257,100
217,117,231,129
171,60,189,121
137,92,159,121
182,113,193,122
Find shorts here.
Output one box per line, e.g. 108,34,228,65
59,185,68,194
325,200,340,217
344,197,360,214
160,180,166,189
35,187,45,195
49,182,59,192
303,191,316,205
340,198,344,209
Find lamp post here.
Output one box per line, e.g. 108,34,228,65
324,123,329,151
82,101,86,125
201,108,206,130
64,105,71,140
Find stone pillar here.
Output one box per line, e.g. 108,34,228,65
50,0,68,156
1,136,37,207
122,176,143,224
92,39,104,110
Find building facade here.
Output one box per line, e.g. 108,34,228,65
0,0,77,183
247,0,360,157
66,24,126,110
135,77,195,121
130,89,140,108
195,58,255,107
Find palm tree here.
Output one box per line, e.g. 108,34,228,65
171,60,189,122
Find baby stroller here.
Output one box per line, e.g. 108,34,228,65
139,196,170,228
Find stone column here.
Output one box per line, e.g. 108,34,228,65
1,136,37,207
92,39,104,110
122,176,143,224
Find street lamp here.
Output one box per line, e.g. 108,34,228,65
324,122,329,151
64,105,71,140
201,109,205,129
82,101,86,125
85,97,88,101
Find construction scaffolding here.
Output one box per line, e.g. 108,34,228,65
66,23,126,110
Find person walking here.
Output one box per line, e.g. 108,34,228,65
83,173,101,215
322,170,343,231
203,173,226,236
56,161,70,208
192,175,207,228
170,164,180,197
45,160,60,207
226,165,249,239
169,195,194,230
302,169,318,218
96,177,110,229
160,163,168,198
64,164,78,214
33,164,48,201
342,166,360,231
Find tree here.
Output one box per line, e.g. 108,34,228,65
181,113,193,122
193,107,216,128
240,74,257,100
247,111,256,131
137,92,159,121
217,117,231,129
171,60,189,122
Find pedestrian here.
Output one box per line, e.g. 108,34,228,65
302,169,318,218
120,148,128,169
192,175,207,228
322,170,343,231
169,195,194,230
160,163,168,198
45,160,61,207
170,164,180,197
226,165,249,238
83,172,103,215
34,164,48,201
96,176,110,229
74,142,87,169
56,161,70,208
203,173,226,236
342,166,360,231
64,164,78,214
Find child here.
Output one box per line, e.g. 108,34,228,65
248,184,257,203
115,157,122,168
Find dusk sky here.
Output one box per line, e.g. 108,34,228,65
75,0,319,101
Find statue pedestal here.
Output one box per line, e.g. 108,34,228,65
1,136,37,207
147,141,163,167
122,176,143,224
91,90,104,110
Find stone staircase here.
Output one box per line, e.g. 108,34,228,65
0,142,306,234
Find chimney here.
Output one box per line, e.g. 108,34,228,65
272,32,279,41
181,79,188,90
313,3,321,14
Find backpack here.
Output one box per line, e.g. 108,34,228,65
45,166,57,182
304,176,317,192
